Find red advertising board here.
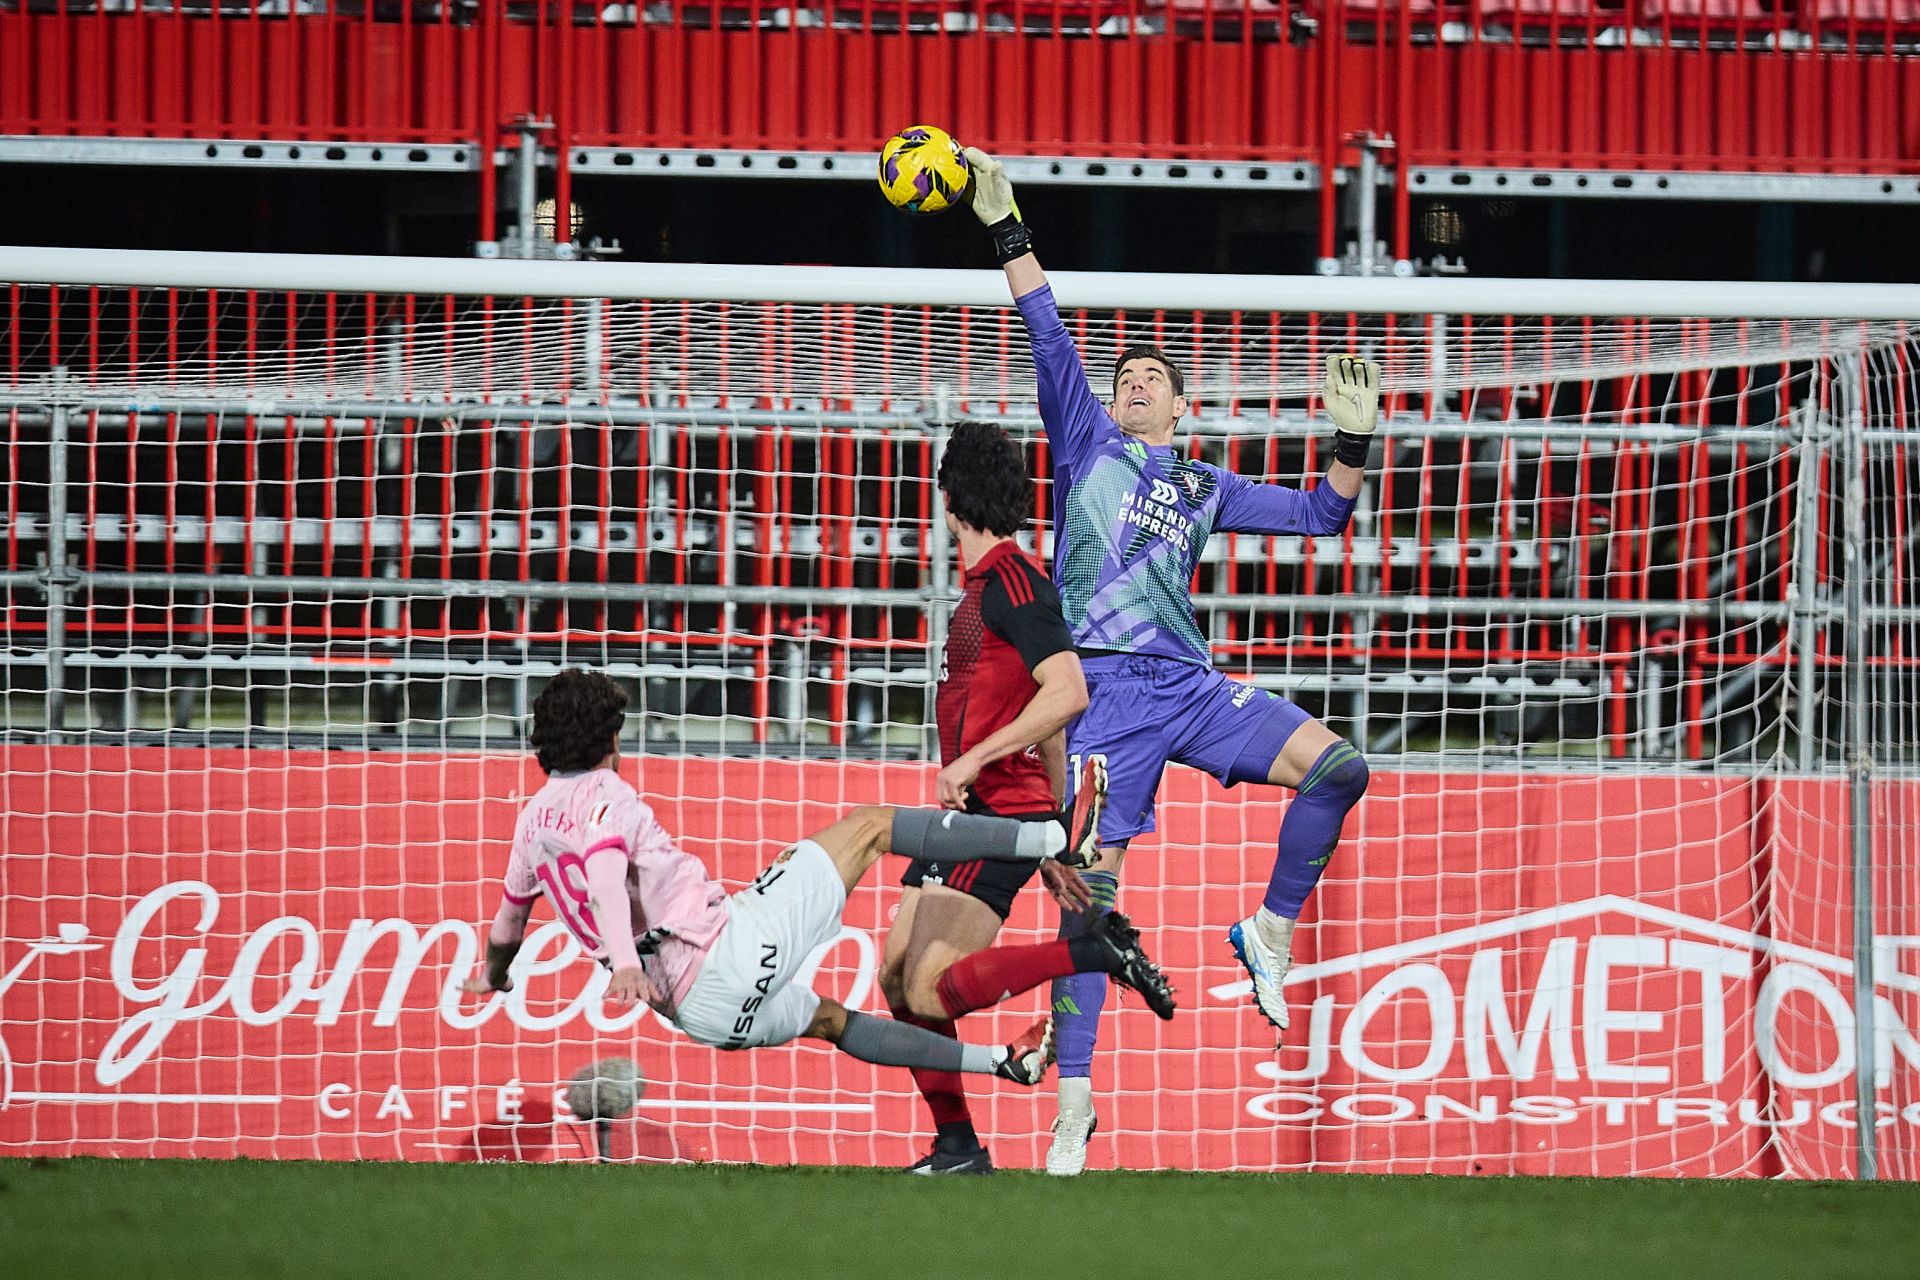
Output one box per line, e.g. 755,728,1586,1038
3,747,1915,1177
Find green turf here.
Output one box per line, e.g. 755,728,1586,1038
2,1158,1916,1280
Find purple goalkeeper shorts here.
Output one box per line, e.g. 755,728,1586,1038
1067,654,1313,844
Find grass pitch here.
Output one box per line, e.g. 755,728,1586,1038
2,1158,1915,1280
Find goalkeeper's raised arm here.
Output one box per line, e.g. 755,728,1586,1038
963,146,1110,468
963,145,1382,495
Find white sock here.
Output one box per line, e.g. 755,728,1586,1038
1254,906,1296,955
1057,1075,1093,1119
1016,819,1066,860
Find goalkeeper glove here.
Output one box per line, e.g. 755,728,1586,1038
1323,353,1382,468
962,146,1033,265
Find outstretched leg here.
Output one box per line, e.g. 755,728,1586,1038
801,997,1052,1085
894,903,1173,1023
806,805,1067,898
1230,719,1371,1034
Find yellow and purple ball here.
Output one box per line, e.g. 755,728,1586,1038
877,125,973,216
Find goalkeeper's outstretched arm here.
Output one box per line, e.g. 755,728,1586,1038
1321,353,1381,501
1214,354,1383,536
963,145,1045,296
964,146,1106,463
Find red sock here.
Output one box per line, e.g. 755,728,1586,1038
934,941,1078,1018
893,1008,970,1128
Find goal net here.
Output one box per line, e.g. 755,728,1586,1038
1,251,1915,1178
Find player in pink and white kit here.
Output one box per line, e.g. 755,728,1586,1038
463,669,1174,1082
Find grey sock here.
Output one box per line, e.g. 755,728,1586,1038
889,807,1064,863
836,1011,999,1075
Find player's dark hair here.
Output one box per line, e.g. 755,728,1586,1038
1112,344,1185,400
529,669,629,774
937,420,1032,538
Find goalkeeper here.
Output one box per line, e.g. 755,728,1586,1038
960,147,1380,1175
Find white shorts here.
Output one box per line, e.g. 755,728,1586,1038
672,838,848,1050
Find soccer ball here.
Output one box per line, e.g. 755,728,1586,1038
877,125,972,216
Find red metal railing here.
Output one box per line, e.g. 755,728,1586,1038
2,2,1917,179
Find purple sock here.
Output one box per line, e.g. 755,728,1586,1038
1049,870,1119,1078
1264,741,1369,917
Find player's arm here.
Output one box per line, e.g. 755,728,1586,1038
1215,354,1382,536
463,820,541,995
1031,727,1091,910
962,145,1043,296
1039,729,1069,809
584,843,662,1010
962,146,1108,463
1321,354,1381,500
935,564,1087,810
935,651,1087,810
462,894,534,995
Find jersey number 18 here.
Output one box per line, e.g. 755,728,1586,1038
535,850,603,950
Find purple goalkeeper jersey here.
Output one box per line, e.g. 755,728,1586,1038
1016,284,1359,666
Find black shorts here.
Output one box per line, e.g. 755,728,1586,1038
897,809,1059,920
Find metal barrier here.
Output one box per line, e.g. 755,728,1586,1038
2,0,1918,237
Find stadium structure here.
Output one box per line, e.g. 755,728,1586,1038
2,0,1919,1199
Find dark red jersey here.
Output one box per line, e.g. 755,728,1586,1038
935,540,1076,814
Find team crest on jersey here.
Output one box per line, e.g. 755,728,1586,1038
1167,462,1217,508
772,844,799,865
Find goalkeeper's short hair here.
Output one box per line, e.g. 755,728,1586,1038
937,421,1032,538
1112,343,1185,399
529,669,629,774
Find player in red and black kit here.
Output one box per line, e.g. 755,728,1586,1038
878,421,1175,1176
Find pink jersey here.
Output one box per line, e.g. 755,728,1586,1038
502,768,727,1014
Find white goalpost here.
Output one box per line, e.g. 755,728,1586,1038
0,247,1915,1178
